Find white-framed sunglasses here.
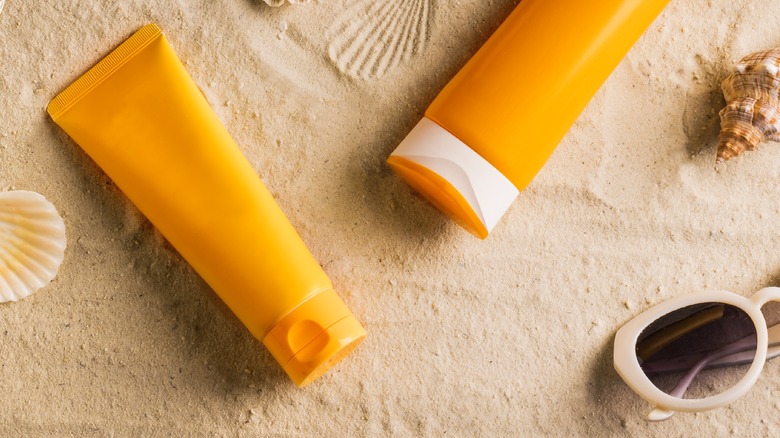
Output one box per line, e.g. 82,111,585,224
614,287,780,421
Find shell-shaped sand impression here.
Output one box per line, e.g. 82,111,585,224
328,0,433,80
717,49,780,163
0,191,66,302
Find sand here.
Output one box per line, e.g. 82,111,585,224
2,0,780,435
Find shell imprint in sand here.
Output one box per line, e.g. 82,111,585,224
328,0,432,79
262,0,309,6
717,49,780,163
0,191,66,302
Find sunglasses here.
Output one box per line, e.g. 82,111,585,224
613,287,780,421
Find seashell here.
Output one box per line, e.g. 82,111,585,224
717,48,780,163
0,191,66,302
0,0,4,15
261,0,309,6
327,0,433,80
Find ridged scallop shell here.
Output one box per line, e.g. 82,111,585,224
262,0,309,6
717,49,780,163
0,191,66,302
0,1,5,15
328,0,432,80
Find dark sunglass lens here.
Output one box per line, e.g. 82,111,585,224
635,303,756,399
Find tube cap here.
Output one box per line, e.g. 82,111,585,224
387,117,519,239
263,290,366,387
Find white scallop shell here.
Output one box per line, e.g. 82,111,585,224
0,0,5,15
0,191,66,302
262,0,309,6
328,0,433,80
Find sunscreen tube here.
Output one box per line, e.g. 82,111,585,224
388,0,670,239
48,24,365,387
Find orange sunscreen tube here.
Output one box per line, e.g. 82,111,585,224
47,24,365,387
388,0,670,239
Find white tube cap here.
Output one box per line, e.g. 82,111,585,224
387,117,519,238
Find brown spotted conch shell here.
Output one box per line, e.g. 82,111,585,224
717,49,780,163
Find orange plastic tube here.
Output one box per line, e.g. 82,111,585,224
47,24,365,387
388,0,670,239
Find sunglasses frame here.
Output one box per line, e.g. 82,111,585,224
614,287,780,417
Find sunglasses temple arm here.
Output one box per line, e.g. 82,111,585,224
644,324,780,375
708,324,780,366
667,335,757,398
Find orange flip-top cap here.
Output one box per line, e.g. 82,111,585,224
263,290,366,387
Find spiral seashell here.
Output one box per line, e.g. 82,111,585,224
327,0,433,80
0,191,66,302
717,49,780,163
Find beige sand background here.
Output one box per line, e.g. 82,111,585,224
3,0,780,435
